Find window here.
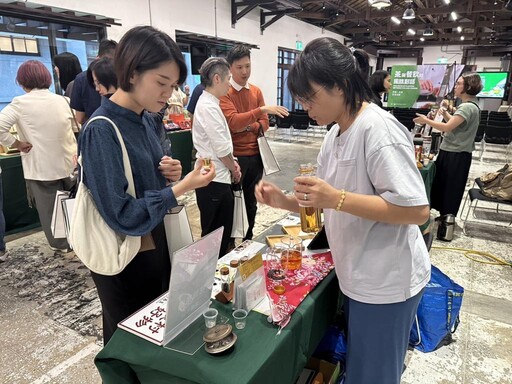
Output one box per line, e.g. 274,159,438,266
0,35,39,55
277,47,302,112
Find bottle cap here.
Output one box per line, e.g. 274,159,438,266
220,266,229,276
230,259,239,268
239,256,249,264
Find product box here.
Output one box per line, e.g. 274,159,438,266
299,358,340,384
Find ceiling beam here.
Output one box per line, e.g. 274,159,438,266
337,19,512,35
315,3,505,24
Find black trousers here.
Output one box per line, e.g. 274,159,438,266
90,222,171,344
431,149,472,216
237,154,264,240
195,181,234,257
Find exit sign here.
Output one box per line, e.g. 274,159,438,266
296,40,303,50
437,57,448,64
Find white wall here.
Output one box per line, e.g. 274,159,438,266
34,0,343,104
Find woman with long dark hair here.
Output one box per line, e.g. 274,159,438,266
53,52,82,96
369,69,391,107
255,37,430,384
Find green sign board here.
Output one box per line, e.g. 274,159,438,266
387,65,420,108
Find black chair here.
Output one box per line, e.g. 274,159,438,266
274,115,294,141
484,124,512,145
489,111,510,120
290,111,311,139
474,123,486,160
460,187,512,234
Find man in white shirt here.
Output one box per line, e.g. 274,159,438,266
193,58,241,257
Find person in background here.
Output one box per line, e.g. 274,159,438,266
79,26,215,344
186,83,205,121
369,70,391,108
166,85,190,116
413,72,482,218
70,39,117,124
87,57,117,98
220,44,289,241
0,60,77,253
0,167,7,262
193,57,241,257
255,37,430,384
53,52,82,97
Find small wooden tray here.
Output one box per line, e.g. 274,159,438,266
265,233,315,247
265,235,288,247
282,225,316,239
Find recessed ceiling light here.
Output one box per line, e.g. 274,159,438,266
460,36,465,40
457,26,462,32
451,12,457,20
391,16,401,24
407,28,416,35
420,37,425,41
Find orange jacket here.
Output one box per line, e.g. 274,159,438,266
220,84,269,156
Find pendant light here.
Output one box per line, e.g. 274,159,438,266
369,0,392,9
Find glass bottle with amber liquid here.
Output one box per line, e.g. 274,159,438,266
298,163,322,233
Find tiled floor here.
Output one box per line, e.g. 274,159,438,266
1,130,511,383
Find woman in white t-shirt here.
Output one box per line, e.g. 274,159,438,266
255,38,431,384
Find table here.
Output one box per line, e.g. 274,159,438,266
167,130,193,176
95,230,339,384
0,154,40,235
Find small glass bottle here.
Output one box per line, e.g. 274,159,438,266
220,266,230,294
298,163,322,233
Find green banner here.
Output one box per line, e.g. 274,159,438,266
388,65,420,108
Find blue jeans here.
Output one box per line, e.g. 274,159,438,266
0,169,6,252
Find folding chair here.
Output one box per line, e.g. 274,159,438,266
460,187,512,234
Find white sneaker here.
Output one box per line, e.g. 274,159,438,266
0,250,8,262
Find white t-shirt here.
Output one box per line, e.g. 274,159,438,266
317,103,430,304
192,91,233,184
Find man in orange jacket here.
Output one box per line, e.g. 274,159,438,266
220,45,288,240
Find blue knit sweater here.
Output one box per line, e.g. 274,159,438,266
78,97,177,236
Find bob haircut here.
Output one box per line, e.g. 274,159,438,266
114,26,187,92
369,70,390,95
226,44,251,66
53,52,82,91
288,37,372,116
87,57,117,90
16,60,52,89
461,72,483,96
199,57,230,87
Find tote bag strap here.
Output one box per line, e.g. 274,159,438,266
79,116,136,198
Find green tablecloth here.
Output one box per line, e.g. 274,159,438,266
418,162,436,234
167,130,193,176
95,270,338,384
0,154,40,235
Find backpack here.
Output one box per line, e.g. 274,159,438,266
480,163,512,202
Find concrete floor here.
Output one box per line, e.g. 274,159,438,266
1,128,511,383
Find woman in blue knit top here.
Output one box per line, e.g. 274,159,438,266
79,26,215,344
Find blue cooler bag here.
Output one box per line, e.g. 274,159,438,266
409,265,464,352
